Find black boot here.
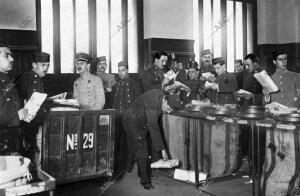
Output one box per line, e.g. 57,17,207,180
137,159,154,189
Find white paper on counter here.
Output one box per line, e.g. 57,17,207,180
204,81,214,88
24,92,47,123
254,70,279,93
174,169,207,183
237,89,253,95
48,92,67,100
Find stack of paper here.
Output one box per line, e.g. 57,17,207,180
202,72,214,79
173,169,207,183
150,159,179,168
24,92,47,123
164,70,177,80
254,71,279,92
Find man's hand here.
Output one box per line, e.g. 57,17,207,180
211,83,219,90
208,76,216,82
18,108,28,121
162,149,169,161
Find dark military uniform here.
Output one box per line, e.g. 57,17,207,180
269,69,300,108
181,79,205,104
16,70,44,104
0,72,22,154
141,66,164,92
112,76,141,171
207,72,238,104
238,69,263,106
16,70,47,160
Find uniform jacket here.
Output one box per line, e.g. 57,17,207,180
141,66,164,92
0,72,21,127
73,73,105,110
207,72,238,104
181,79,205,104
112,76,141,114
269,69,300,108
239,69,263,106
16,70,44,105
123,89,165,152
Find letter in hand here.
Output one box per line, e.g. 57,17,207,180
162,149,169,161
211,83,219,90
18,108,28,121
208,75,216,82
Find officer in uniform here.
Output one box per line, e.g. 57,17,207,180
141,51,167,92
123,89,183,189
199,49,216,80
16,51,50,164
238,54,263,107
73,53,105,110
0,41,28,155
112,61,141,171
95,56,116,92
181,62,205,103
264,49,300,108
205,57,238,104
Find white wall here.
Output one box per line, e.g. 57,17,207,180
257,0,300,44
0,0,36,30
144,0,193,39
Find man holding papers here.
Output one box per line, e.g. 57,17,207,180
0,41,28,155
264,49,300,108
16,51,50,165
205,57,238,104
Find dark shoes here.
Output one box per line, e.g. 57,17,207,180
141,182,155,190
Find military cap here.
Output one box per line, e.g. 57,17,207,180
212,57,225,65
32,51,50,63
234,59,242,65
188,61,199,70
272,49,287,60
201,49,212,57
96,56,106,63
166,93,183,110
75,53,91,63
118,61,128,68
0,40,8,47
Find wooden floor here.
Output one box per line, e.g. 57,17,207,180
32,164,252,196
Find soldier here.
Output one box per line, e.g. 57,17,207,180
73,53,105,110
95,56,116,92
141,51,167,92
112,61,141,171
234,59,244,73
0,41,28,155
199,49,216,80
264,49,300,108
205,57,238,104
16,51,50,164
123,89,183,189
238,54,263,106
181,62,205,103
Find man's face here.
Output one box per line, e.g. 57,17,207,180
188,68,198,80
234,63,243,73
201,54,212,65
118,65,128,79
273,54,288,70
97,60,107,73
213,63,226,76
33,62,50,77
75,60,90,74
155,55,167,70
244,58,257,73
0,47,14,72
162,98,173,113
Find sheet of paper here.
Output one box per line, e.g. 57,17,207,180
202,72,214,79
49,92,67,100
164,70,177,80
150,159,179,168
237,89,253,95
254,70,279,93
173,169,207,183
24,92,47,123
204,81,214,88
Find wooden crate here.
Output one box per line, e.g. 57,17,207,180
42,110,115,184
0,169,55,196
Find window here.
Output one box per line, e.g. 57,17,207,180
193,0,255,72
40,0,140,74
